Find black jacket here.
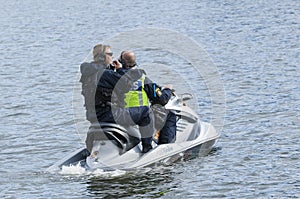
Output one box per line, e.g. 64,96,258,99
120,67,174,106
95,68,142,107
80,62,107,122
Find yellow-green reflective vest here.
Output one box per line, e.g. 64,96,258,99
124,74,149,108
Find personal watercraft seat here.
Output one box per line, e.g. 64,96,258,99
86,122,140,153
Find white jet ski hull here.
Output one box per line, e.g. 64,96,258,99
47,94,220,172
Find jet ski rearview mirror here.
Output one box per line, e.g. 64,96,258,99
181,93,193,101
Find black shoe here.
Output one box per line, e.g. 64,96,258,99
142,144,152,153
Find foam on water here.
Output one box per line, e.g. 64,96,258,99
59,162,127,177
92,168,127,177
60,162,86,175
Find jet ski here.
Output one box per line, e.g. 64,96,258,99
47,94,220,172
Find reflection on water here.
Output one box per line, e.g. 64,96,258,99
86,168,175,198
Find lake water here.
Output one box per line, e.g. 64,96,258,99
0,0,299,198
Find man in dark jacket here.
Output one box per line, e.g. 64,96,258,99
82,44,142,152
80,44,114,123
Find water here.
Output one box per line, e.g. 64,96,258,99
1,0,299,198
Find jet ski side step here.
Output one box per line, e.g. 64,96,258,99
46,148,89,172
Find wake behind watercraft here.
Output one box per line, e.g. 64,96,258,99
47,94,220,172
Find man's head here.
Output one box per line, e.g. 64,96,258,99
120,51,136,68
93,44,113,65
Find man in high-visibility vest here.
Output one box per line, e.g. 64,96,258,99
114,51,175,153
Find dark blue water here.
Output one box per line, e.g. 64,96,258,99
1,0,299,198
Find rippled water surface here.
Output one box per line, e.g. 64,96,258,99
1,0,299,198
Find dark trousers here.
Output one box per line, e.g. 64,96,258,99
96,106,116,123
158,112,177,144
113,106,155,146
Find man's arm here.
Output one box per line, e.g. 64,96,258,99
144,78,173,106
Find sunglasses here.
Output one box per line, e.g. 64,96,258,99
106,52,113,56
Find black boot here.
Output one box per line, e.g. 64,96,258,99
142,144,152,153
141,137,153,153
